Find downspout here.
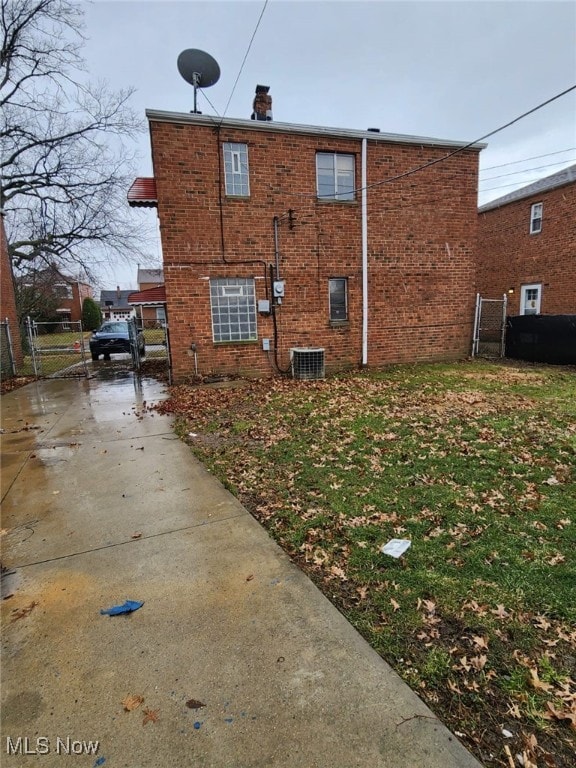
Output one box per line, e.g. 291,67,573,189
361,137,368,366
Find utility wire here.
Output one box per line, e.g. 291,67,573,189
479,159,576,182
480,148,576,172
287,83,576,198
220,0,269,124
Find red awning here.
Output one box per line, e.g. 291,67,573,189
127,177,157,208
128,286,166,305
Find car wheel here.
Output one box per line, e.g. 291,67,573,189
103,354,111,361
91,352,99,361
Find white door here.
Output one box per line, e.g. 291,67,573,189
520,284,542,315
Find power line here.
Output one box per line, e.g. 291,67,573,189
479,159,576,183
479,177,556,193
287,83,576,198
480,148,576,172
221,0,269,124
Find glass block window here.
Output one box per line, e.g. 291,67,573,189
329,278,348,321
316,153,355,201
223,142,250,197
210,278,257,342
530,202,543,234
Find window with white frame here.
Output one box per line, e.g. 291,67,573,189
329,278,348,321
520,283,542,315
316,153,355,201
530,202,543,234
223,142,250,196
210,278,257,342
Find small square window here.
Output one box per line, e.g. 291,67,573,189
530,202,543,234
317,153,355,201
329,278,348,321
223,143,250,197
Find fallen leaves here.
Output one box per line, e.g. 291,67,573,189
11,601,39,622
142,708,159,726
185,699,206,709
121,694,144,712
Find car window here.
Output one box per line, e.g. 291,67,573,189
99,323,128,333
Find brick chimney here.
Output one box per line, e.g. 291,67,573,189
251,85,272,121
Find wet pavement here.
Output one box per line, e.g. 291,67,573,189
1,371,483,767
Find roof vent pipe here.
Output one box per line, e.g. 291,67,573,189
367,128,380,133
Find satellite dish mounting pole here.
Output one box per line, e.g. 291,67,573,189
192,72,200,114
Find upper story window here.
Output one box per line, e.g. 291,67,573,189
316,153,355,201
223,142,250,197
329,278,348,321
530,202,543,234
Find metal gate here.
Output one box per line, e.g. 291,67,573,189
472,294,507,358
132,317,172,384
1,319,17,380
26,317,88,378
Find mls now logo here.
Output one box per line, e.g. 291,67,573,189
6,737,100,755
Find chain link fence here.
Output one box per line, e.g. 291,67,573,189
0,319,17,380
472,294,507,358
25,318,88,378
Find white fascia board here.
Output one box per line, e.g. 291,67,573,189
145,110,486,152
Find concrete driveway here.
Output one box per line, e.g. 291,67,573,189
0,372,483,767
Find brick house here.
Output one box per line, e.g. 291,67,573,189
133,88,483,381
477,164,576,315
17,264,92,327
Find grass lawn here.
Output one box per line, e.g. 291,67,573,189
156,360,576,767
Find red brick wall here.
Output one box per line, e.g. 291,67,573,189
477,182,576,315
71,282,93,323
0,215,23,366
150,119,480,381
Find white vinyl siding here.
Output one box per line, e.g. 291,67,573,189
223,142,250,197
210,278,257,342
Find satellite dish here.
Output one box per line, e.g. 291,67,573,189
177,49,220,114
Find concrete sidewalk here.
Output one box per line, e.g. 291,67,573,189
1,372,483,768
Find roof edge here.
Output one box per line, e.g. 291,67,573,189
145,110,486,151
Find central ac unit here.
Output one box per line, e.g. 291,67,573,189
290,348,325,380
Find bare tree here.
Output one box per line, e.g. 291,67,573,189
1,0,154,280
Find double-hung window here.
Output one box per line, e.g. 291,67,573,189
210,278,257,342
316,153,355,201
223,142,250,197
530,202,543,234
329,278,348,321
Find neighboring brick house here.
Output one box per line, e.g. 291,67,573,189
477,164,576,315
132,88,483,381
17,264,92,327
0,213,23,370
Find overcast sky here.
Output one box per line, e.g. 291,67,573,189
81,0,576,288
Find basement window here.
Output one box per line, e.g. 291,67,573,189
329,278,348,321
223,142,250,197
316,153,355,201
530,202,543,234
210,278,257,342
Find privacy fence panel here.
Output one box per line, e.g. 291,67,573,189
506,315,576,365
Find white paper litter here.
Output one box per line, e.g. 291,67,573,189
380,539,411,558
